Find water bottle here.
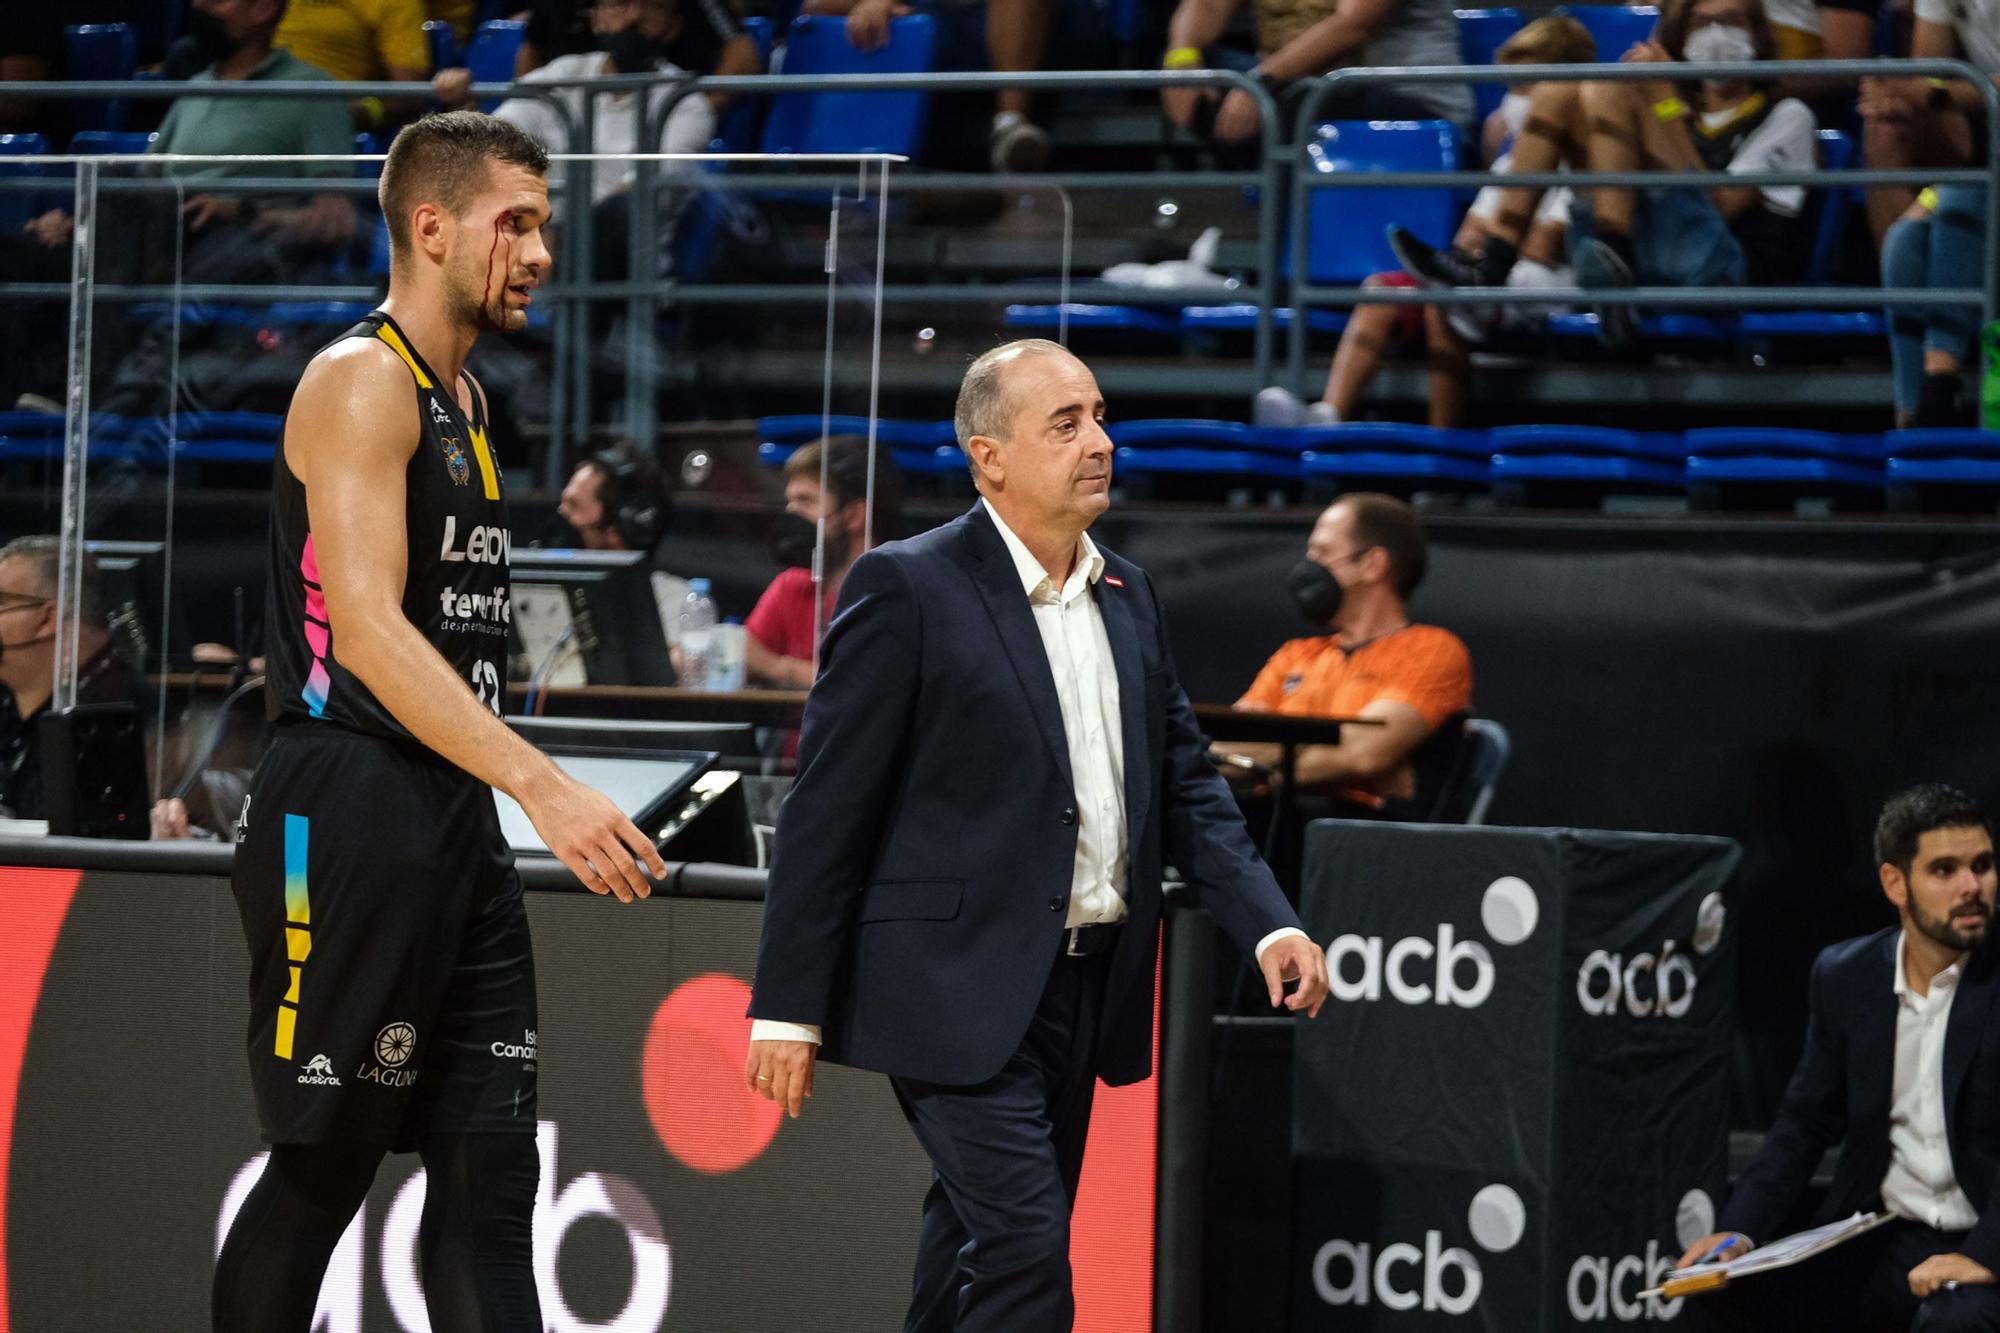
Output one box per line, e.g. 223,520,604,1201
711,617,747,692
678,578,716,690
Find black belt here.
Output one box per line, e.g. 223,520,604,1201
1064,923,1120,957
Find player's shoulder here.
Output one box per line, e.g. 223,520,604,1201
1403,622,1470,653
286,335,422,453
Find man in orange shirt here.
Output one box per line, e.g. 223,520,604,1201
1220,493,1472,812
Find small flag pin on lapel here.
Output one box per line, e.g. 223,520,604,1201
1103,575,1124,587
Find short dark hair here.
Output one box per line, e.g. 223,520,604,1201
0,535,105,628
782,435,905,529
379,112,550,262
1339,493,1428,599
1874,783,1995,873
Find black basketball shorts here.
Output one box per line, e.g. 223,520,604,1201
230,722,539,1149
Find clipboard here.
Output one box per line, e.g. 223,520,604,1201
1640,1211,1897,1301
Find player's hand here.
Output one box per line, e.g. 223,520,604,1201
432,67,475,108
1676,1231,1751,1268
520,770,666,902
1261,934,1330,1017
1910,1253,1996,1298
745,1037,817,1118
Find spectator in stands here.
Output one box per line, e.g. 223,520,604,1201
428,0,477,45
1883,185,1989,426
435,0,716,303
1392,0,1818,347
805,0,1116,170
746,436,904,689
1218,494,1472,815
1254,16,1594,429
1159,0,1474,146
512,0,764,111
275,0,432,130
0,0,145,139
0,537,141,823
0,0,357,412
550,445,674,558
1857,0,1996,245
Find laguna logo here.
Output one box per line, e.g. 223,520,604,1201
1327,877,1540,1010
1566,1189,1714,1323
1312,1183,1526,1314
1576,892,1727,1020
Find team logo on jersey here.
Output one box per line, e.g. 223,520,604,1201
376,1022,417,1067
429,396,453,425
297,1053,342,1087
440,436,471,486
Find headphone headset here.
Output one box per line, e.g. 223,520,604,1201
589,447,666,555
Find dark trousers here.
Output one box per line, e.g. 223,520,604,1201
1705,1219,2000,1333
890,949,1108,1333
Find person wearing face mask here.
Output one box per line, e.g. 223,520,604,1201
436,0,715,345
745,436,905,691
0,538,142,823
1216,493,1472,820
1253,16,1594,430
1391,0,1819,349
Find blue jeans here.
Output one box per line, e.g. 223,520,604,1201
1570,186,1748,288
1882,184,1988,416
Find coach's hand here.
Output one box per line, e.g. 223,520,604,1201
746,1039,816,1118
1910,1253,1996,1298
521,771,666,903
1262,934,1330,1017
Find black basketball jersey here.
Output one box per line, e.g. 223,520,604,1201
264,310,511,739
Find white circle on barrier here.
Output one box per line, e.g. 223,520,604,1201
1481,878,1540,946
1676,1189,1716,1250
1692,893,1727,956
1468,1184,1527,1253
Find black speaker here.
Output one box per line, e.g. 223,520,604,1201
40,703,149,840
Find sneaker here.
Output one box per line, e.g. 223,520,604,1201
1388,225,1485,289
1305,401,1338,426
990,114,1051,174
1253,386,1308,427
1571,236,1637,349
1913,371,1972,427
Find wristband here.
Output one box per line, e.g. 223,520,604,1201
1652,95,1689,122
1918,186,1940,211
1163,45,1203,70
1927,77,1953,111
358,95,386,128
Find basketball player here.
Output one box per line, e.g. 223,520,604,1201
213,112,666,1331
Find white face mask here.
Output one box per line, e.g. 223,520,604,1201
1682,21,1758,67
1499,91,1531,138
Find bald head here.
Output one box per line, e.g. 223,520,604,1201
953,339,1079,455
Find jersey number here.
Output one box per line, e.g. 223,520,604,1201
471,659,502,715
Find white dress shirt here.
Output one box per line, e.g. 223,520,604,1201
751,502,1302,1046
1881,931,1979,1231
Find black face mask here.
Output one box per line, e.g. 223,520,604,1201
769,513,816,570
184,8,242,67
599,28,665,74
534,514,585,550
1288,558,1344,626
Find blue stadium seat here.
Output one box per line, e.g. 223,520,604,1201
1683,428,1884,501
1178,304,1350,335
1884,429,2000,503
1455,8,1526,122
1488,424,1685,496
466,20,526,111
120,411,285,468
68,130,156,155
1109,420,1302,483
424,19,461,72
65,25,140,133
757,439,964,475
1555,5,1658,57
0,134,52,232
1544,312,1737,342
708,17,776,152
761,15,937,158
1003,304,1180,338
1296,423,1494,488
136,0,188,62
1302,121,1465,286
1731,130,1881,339
759,415,955,447
0,410,64,464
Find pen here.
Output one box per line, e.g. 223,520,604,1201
1698,1234,1747,1264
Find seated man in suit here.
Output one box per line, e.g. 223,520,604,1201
1680,783,2000,1332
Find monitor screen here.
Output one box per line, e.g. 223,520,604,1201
492,749,713,854
511,548,675,687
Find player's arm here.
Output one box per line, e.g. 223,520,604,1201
288,344,666,900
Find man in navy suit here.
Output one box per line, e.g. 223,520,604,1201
1679,784,2000,1331
743,338,1331,1332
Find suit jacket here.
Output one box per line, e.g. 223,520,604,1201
748,504,1302,1087
1720,927,2000,1271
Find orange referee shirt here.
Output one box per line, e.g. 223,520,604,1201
1237,624,1473,730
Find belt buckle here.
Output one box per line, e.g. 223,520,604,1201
1065,926,1086,957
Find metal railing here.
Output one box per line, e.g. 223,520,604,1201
1286,58,2000,393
